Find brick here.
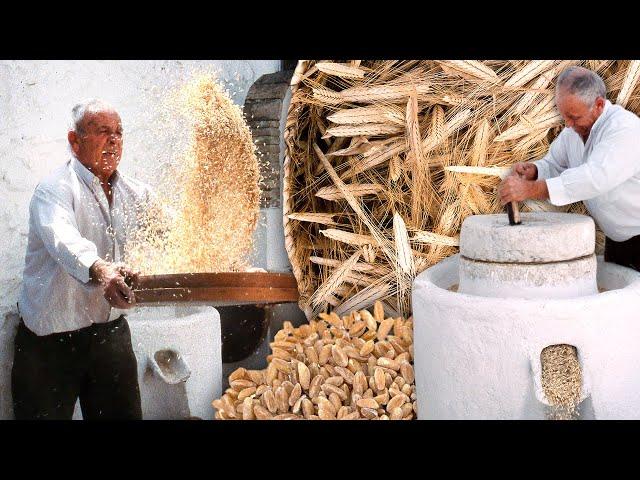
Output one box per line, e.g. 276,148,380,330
248,127,280,138
250,120,280,129
257,150,278,159
244,99,283,121
255,144,280,156
252,135,280,146
253,70,294,85
246,82,290,101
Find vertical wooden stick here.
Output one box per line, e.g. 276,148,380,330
507,201,521,225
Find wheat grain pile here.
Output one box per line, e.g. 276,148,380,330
125,73,261,274
541,344,582,420
284,60,640,319
212,301,416,420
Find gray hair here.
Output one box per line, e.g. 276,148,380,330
556,66,607,107
70,99,118,134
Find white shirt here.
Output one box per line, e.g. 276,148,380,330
533,100,640,242
18,156,153,336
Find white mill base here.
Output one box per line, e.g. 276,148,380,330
412,255,640,420
72,305,222,420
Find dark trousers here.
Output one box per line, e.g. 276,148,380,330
604,235,640,272
11,316,142,420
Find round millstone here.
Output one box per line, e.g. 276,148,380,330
460,212,595,263
458,254,598,299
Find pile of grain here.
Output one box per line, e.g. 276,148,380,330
212,301,416,420
284,60,640,318
125,73,260,274
541,344,582,420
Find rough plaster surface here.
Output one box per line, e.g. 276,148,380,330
459,254,598,299
412,254,640,419
460,213,595,262
0,60,281,323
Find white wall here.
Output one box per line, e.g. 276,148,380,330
0,60,281,320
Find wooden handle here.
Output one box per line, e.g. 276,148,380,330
132,272,300,305
507,201,521,225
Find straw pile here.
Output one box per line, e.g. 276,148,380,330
125,73,261,274
283,60,640,319
541,344,583,420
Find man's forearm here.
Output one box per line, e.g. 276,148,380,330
528,179,549,201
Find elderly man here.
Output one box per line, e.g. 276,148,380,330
12,99,152,419
499,66,640,271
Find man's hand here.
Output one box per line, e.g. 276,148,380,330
113,262,141,288
90,259,137,309
511,162,538,181
499,176,532,204
498,176,549,205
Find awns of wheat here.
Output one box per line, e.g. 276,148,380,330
283,60,640,319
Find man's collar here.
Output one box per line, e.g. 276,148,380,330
590,99,612,133
70,156,96,186
70,155,120,186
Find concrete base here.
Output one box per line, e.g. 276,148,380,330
412,255,640,419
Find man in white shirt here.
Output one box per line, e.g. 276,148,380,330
12,99,152,419
499,66,640,271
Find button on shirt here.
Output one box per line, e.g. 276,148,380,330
18,157,153,336
533,100,640,242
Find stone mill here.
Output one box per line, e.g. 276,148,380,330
412,211,640,419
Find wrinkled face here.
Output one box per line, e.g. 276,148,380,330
556,91,605,141
69,110,123,180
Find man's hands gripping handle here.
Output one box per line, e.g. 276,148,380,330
90,259,140,309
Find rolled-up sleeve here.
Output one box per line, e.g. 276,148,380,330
30,185,101,284
544,124,640,206
533,130,570,181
